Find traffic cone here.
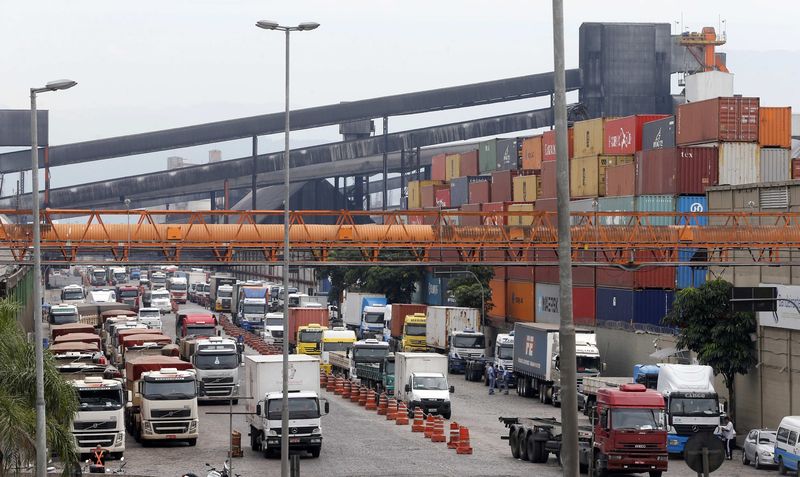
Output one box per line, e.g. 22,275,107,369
431,417,446,443
411,407,425,432
334,376,344,395
377,393,388,415
319,372,327,388
342,380,351,399
358,387,368,406
423,414,435,438
350,383,361,403
386,398,398,421
326,374,336,392
365,390,377,411
447,422,460,449
395,401,409,425
456,426,473,454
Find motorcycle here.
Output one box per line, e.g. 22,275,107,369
83,456,126,474
203,461,240,477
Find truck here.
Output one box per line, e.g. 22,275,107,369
71,376,127,459
115,332,172,367
288,307,330,354
181,336,240,403
49,304,80,325
110,267,127,285
425,306,484,373
209,275,236,309
356,353,395,395
500,383,668,476
176,313,218,340
116,285,140,312
214,285,234,312
167,277,188,304
129,268,141,280
394,352,453,419
655,364,722,455
329,339,389,379
150,288,172,313
341,292,387,340
512,322,602,407
579,376,635,417
385,304,427,352
245,355,328,458
261,312,285,346
149,271,167,289
124,356,198,445
234,284,269,331
466,331,516,385
137,307,162,330
633,364,661,390
319,327,357,374
91,267,108,286
194,283,210,307
187,270,207,290
60,284,86,304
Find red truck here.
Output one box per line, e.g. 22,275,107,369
174,312,217,340
116,285,141,312
501,383,667,477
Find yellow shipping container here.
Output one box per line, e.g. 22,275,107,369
570,155,633,198
407,180,444,208
507,203,535,226
512,175,538,202
573,118,605,158
445,154,461,181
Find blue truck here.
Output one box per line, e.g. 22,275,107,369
341,292,387,340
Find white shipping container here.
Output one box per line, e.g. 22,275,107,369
760,148,791,182
684,71,734,103
535,283,561,324
569,198,596,226
718,142,760,186
792,114,800,137
425,306,480,351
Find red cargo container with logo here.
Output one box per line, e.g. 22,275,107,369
543,128,574,162
431,154,447,181
521,136,544,170
636,147,719,195
676,96,760,145
459,150,479,177
603,115,669,155
536,249,595,286
434,187,451,208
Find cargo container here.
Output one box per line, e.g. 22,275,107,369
603,114,669,155
573,118,606,158
449,177,468,207
487,279,506,324
496,139,519,171
543,128,574,161
596,251,675,289
718,142,760,185
595,288,675,327
535,197,557,212
460,203,481,227
604,162,636,197
407,180,443,210
521,135,544,170
479,138,517,173
445,154,461,181
507,202,535,226
387,304,428,340
459,150,479,177
539,161,557,199
434,187,451,208
684,70,734,102
570,155,633,198
288,307,330,346
676,97,759,145
512,173,538,202
760,148,790,182
637,194,676,226
597,195,636,226
506,280,534,322
793,159,800,180
507,266,534,282
759,107,792,148
676,196,708,226
481,202,508,226
642,116,676,151
491,170,517,203
421,185,435,208
636,147,719,195
431,154,447,181
468,180,491,204
536,250,595,286
534,283,596,326
676,249,707,289
441,208,460,226
424,273,449,307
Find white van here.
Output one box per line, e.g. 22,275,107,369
775,416,800,474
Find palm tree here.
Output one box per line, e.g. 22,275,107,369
0,299,79,476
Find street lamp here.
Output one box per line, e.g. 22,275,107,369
255,20,319,477
30,78,77,477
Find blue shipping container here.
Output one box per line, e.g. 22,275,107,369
676,250,707,289
675,196,707,226
596,287,675,327
424,272,449,306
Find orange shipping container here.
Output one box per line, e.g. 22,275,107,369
521,136,544,170
507,280,534,322
488,278,506,325
431,154,447,181
759,107,792,148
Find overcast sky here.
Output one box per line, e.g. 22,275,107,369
1,0,799,195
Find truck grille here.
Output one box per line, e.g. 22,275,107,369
74,421,117,431
271,426,316,436
152,422,190,434
674,424,718,435
421,398,445,404
620,442,662,451
151,409,191,419
75,434,116,448
271,331,283,338
202,376,235,385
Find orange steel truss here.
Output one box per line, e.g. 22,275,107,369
1,208,799,265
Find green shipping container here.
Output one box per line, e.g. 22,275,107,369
636,195,676,226
597,196,635,226
479,139,498,173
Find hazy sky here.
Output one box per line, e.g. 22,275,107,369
1,0,799,194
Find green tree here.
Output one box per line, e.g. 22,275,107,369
445,266,494,320
661,279,757,422
0,299,79,476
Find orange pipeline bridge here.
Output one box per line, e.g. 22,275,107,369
1,208,799,266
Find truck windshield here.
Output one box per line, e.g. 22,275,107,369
218,290,232,298
267,397,319,420
265,317,283,327
353,347,388,360
185,325,216,337
298,330,323,343
669,397,719,416
405,324,426,336
452,335,484,349
364,313,384,325
114,273,126,281
413,376,447,391
62,290,84,301
139,310,160,318
77,387,124,411
152,292,169,300
385,361,395,374
576,356,601,373
170,283,187,291
119,290,138,298
141,379,196,400
51,312,79,324
323,342,352,352
93,272,106,279
611,409,666,431
243,304,266,314
194,353,238,370
497,345,514,360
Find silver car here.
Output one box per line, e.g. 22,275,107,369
742,428,777,469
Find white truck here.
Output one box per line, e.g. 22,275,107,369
261,312,285,345
71,376,126,459
137,307,163,330
328,338,389,379
60,284,86,304
395,352,453,419
233,284,269,332
188,337,241,403
215,284,234,313
245,355,329,458
167,276,188,304
341,292,388,340
150,271,167,289
49,303,80,325
111,267,127,285
425,306,484,374
88,289,117,304
150,289,172,313
90,267,108,286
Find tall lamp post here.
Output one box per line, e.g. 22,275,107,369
30,79,77,477
255,20,319,477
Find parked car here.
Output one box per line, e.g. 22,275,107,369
742,428,776,469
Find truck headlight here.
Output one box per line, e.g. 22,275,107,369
115,432,124,446
311,427,321,435
762,450,773,457
189,420,197,433
668,439,679,446
267,429,278,437
144,422,152,433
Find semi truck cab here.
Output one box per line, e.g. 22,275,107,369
448,328,486,373
215,285,233,312
167,277,188,304
237,287,269,332
296,324,327,355
71,377,126,459
192,337,240,401
401,313,427,352
126,365,199,445
261,312,284,345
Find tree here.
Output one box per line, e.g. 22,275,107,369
0,299,79,476
445,266,494,320
661,279,757,423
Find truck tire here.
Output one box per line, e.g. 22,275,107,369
186,438,197,446
532,433,549,463
442,411,451,420
518,430,530,461
509,426,521,459
527,433,539,463
310,447,321,458
648,472,662,477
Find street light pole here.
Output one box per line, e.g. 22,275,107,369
30,79,77,477
255,21,319,477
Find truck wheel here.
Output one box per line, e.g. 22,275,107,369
509,426,521,459
648,472,662,477
518,430,530,461
779,458,787,475
593,454,607,477
527,433,539,463
442,411,451,420
310,447,321,458
186,438,197,446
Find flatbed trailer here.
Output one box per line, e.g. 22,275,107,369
499,416,592,468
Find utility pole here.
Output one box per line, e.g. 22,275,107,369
552,1,579,476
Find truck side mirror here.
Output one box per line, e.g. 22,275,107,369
256,404,262,416
449,386,455,394
324,401,330,414
404,384,411,393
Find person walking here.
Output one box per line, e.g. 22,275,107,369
487,362,496,395
720,416,736,460
498,365,510,395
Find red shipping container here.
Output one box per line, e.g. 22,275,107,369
468,180,491,204
421,185,435,208
460,150,479,177
288,307,329,345
507,266,534,282
596,250,675,289
536,249,595,286
431,153,447,181
535,197,557,212
603,115,669,155
543,128,575,161
490,170,517,202
481,202,504,226
434,187,451,207
637,147,719,195
759,107,792,148
494,266,507,280
539,161,557,199
676,96,760,145
573,287,596,327
605,162,636,197
792,159,800,179
460,203,481,226
388,304,427,338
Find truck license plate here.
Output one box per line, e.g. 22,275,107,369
429,408,438,413
166,435,177,439
289,438,300,444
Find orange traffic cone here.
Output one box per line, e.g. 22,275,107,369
350,383,361,403
411,407,425,432
334,376,344,395
358,387,368,406
377,393,388,415
395,401,409,425
386,398,398,421
447,421,460,449
431,417,446,443
326,374,336,392
423,414,435,438
456,426,473,454
365,390,377,411
342,380,351,399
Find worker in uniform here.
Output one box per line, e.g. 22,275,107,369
487,362,496,395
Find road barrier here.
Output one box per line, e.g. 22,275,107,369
395,401,409,425
358,386,368,407
365,390,377,411
447,422,460,449
456,426,473,454
431,417,446,443
377,393,388,415
386,398,398,421
411,407,425,432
